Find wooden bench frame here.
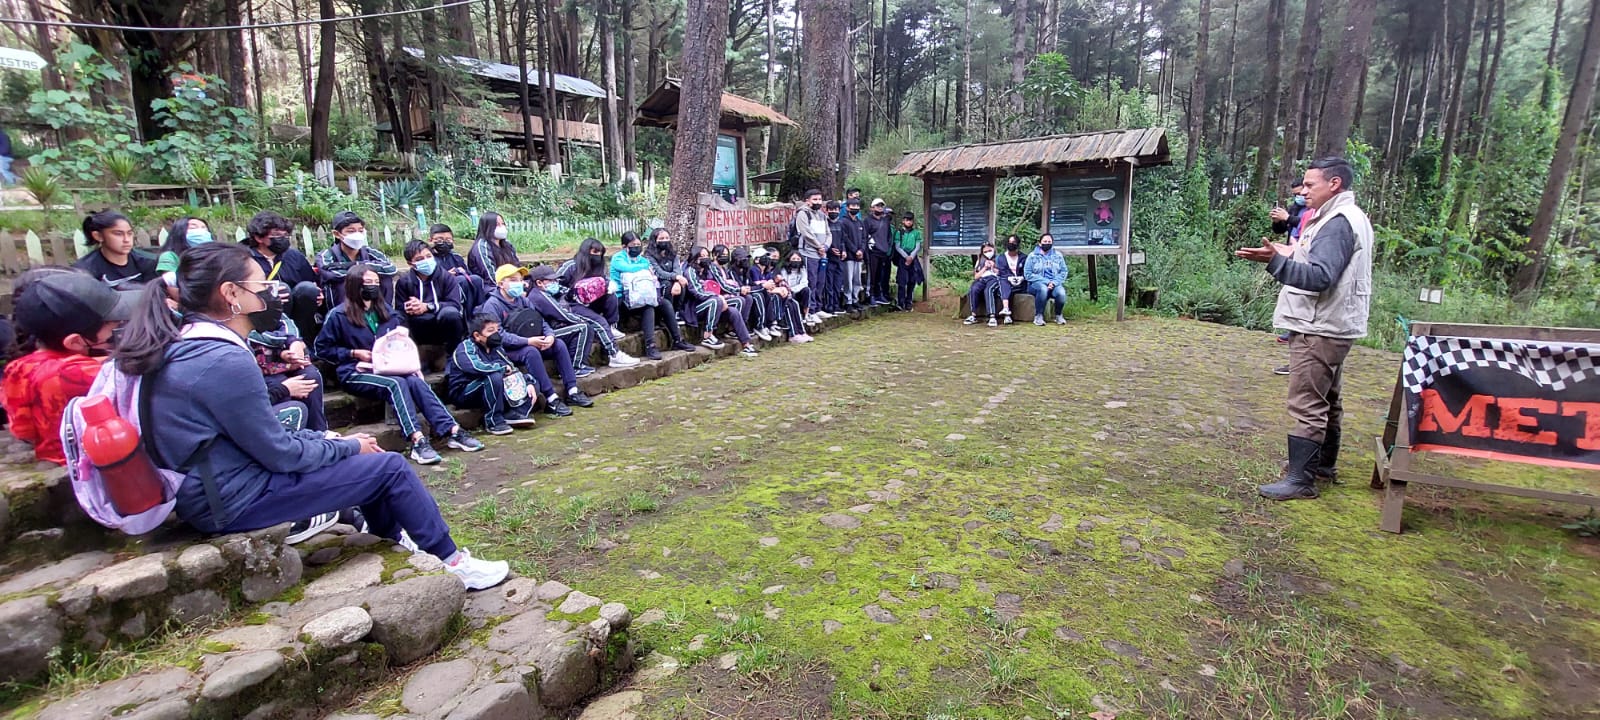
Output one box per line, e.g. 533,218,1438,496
1371,322,1600,533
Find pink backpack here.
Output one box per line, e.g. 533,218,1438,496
573,276,610,305
372,327,422,376
61,323,240,534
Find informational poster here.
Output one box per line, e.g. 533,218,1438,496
712,134,741,200
927,183,991,250
1048,171,1125,248
696,194,796,249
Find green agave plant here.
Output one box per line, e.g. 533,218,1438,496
19,167,63,208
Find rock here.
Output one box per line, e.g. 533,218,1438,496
822,620,843,635
1390,654,1422,678
208,624,293,652
635,652,680,683
761,585,785,595
819,513,861,530
535,637,598,707
409,553,446,573
167,590,228,624
1146,553,1173,570
201,650,285,700
599,602,631,630
1119,536,1142,553
994,593,1023,623
1054,627,1084,642
758,536,779,547
557,591,602,616
1039,514,1064,532
305,547,343,566
686,634,707,652
716,652,738,670
177,544,227,584
1102,640,1143,658
444,682,539,720
0,551,114,596
1077,519,1097,532
304,553,385,598
578,690,644,720
36,668,196,720
1160,547,1188,560
119,611,149,639
863,604,898,624
302,607,374,647
119,699,191,720
848,503,876,514
587,618,612,645
241,545,303,603
76,554,169,603
402,658,477,714
1198,663,1218,677
344,533,385,548
1223,558,1246,578
944,433,966,441
535,580,573,602
0,596,63,683
366,574,467,665
634,609,666,626
487,612,568,654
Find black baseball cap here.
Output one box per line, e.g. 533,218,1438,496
14,273,137,341
527,265,558,282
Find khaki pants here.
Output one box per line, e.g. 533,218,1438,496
1286,333,1352,443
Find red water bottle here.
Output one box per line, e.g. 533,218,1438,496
79,395,166,515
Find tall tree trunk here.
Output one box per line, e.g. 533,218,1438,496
1315,0,1377,156
1514,0,1600,299
1252,0,1286,196
518,0,536,166
310,0,337,185
759,0,777,172
666,0,731,252
1438,0,1477,188
223,0,248,108
1222,0,1239,156
799,0,849,196
961,0,973,141
1009,0,1028,131
600,0,625,184
247,0,265,116
539,0,563,170
841,21,857,167
448,2,477,49
1186,0,1211,170
1541,0,1567,110
1134,0,1147,91
1473,0,1505,160
1277,0,1321,186
622,0,638,177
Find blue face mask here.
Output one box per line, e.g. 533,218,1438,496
504,282,526,299
414,258,437,276
186,229,213,245
543,283,562,297
1293,195,1307,206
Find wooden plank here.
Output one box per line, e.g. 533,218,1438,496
23,230,44,266
0,231,17,275
1390,470,1600,507
49,233,69,265
1408,322,1600,344
1372,370,1406,488
1115,160,1132,322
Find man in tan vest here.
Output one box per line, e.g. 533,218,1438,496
1236,157,1373,500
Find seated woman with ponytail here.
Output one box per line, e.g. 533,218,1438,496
114,244,508,589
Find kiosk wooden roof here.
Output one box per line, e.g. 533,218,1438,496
634,78,797,131
888,128,1170,177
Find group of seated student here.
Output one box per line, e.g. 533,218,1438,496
960,233,1072,327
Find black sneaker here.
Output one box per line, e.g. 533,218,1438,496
567,390,595,408
544,394,573,417
672,341,697,352
1273,365,1291,376
643,347,662,360
574,365,596,379
485,421,514,436
286,511,340,544
448,428,485,452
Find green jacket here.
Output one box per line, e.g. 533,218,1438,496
892,228,922,259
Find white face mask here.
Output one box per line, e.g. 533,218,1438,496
493,226,509,240
983,251,994,258
341,232,367,250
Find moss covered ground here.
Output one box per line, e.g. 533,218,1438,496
439,311,1600,719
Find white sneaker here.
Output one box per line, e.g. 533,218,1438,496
755,328,773,341
444,548,510,590
1056,315,1067,325
963,315,976,325
608,350,640,368
609,327,625,340
1034,316,1046,326
397,530,420,553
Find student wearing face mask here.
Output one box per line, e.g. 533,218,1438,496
965,242,1004,327
446,314,537,436
116,244,509,590
1,270,133,464
643,228,694,325
683,247,760,357
706,244,753,332
863,199,895,306
525,264,640,375
316,211,397,311
396,240,467,350
823,201,849,316
1024,233,1069,326
748,249,790,339
243,211,323,336
993,235,1026,325
775,252,815,342
726,246,774,341
477,264,595,417
467,212,520,286
155,217,214,276
557,238,624,338
427,223,485,314
792,189,830,316
613,231,695,359
840,198,867,313
314,265,484,465
892,212,924,311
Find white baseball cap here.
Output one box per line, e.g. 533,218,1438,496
870,198,885,207
751,246,770,258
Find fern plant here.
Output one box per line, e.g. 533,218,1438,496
19,167,62,208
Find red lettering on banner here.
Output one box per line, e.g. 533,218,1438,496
1419,390,1492,438
1494,398,1558,446
1561,402,1600,450
696,203,797,248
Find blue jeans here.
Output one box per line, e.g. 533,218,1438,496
218,452,457,559
803,256,824,311
1029,281,1067,319
0,155,14,185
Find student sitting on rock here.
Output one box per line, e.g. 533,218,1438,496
557,237,624,338
313,264,483,465
610,231,695,360
114,243,509,589
395,239,467,350
1,269,133,464
525,264,639,377
683,246,759,357
315,211,397,310
476,264,595,418
446,313,537,436
74,211,159,289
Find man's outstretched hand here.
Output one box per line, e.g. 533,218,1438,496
1235,237,1292,264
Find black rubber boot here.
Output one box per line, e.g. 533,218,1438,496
1310,424,1341,483
1259,435,1322,500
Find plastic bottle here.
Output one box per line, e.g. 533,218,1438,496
79,395,165,515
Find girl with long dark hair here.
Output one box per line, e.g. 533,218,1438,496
466,212,520,285
609,231,694,359
74,210,158,288
114,244,507,589
558,237,623,335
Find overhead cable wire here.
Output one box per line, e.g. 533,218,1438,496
0,0,481,33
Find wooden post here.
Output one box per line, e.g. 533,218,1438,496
1039,171,1052,238
1115,160,1134,321
1087,256,1098,301
921,176,933,302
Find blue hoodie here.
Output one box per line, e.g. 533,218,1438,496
312,303,407,382
1024,247,1068,286
146,330,359,533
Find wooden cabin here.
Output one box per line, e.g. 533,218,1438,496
634,79,795,201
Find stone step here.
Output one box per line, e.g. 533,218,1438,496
323,578,634,719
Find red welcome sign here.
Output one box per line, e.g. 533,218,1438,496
695,194,797,249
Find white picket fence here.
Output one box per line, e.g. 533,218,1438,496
505,217,646,239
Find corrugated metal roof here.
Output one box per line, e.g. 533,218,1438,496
401,47,606,98
888,128,1171,176
634,78,796,129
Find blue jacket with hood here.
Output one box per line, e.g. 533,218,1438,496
312,302,406,382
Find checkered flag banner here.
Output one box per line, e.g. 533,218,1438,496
1403,335,1600,396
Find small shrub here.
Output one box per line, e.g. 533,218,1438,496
20,167,62,208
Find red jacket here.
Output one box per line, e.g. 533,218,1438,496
1,349,105,464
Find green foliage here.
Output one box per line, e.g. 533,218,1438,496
148,68,257,180
19,167,63,208
24,43,143,185
1561,512,1600,538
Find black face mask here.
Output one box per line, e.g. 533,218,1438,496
1039,244,1053,253
432,242,453,255
715,253,729,264
360,285,381,302
247,287,284,333
827,213,840,222
267,235,291,255
484,332,504,348
785,261,802,270
627,245,643,257
810,202,823,210
656,242,674,255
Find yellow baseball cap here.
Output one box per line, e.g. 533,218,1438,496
493,264,528,284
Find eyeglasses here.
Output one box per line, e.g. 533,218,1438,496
237,279,288,296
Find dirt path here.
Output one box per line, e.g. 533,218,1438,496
437,312,1600,719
